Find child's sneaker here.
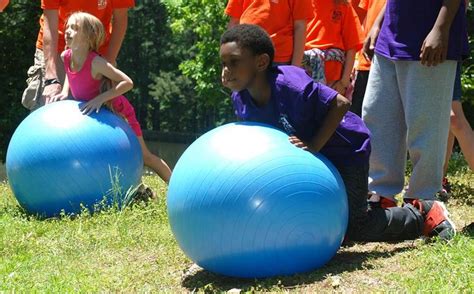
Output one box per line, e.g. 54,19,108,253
133,184,156,202
412,200,456,241
368,193,397,209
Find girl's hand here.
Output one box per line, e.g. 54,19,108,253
289,136,310,151
330,79,349,95
49,92,68,104
80,96,106,115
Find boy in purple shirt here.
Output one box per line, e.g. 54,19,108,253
362,0,468,207
219,24,456,241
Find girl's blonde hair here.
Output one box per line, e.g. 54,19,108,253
67,12,105,52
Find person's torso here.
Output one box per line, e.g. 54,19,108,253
64,49,102,101
375,0,469,61
305,0,349,50
37,0,116,54
232,66,371,166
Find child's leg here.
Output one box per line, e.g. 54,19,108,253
397,60,456,199
443,126,456,176
339,164,424,242
137,136,172,183
362,54,407,199
111,97,172,183
450,101,474,170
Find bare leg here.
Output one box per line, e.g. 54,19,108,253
449,101,474,170
137,136,172,183
443,121,456,176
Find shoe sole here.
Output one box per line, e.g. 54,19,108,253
432,201,456,240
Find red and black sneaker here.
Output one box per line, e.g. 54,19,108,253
368,193,397,209
412,200,456,241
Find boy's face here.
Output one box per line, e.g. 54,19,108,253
220,42,267,92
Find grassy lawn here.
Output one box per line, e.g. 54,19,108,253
0,155,473,292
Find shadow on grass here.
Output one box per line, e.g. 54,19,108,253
181,243,416,291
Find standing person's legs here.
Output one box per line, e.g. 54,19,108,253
21,48,65,111
362,54,407,202
397,60,456,200
350,70,370,117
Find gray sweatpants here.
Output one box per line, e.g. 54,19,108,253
362,54,456,200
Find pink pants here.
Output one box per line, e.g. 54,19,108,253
111,96,142,137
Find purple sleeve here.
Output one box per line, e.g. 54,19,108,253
308,82,339,117
231,92,244,119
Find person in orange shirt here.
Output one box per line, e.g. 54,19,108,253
225,0,313,66
303,0,364,96
350,0,385,117
22,0,135,111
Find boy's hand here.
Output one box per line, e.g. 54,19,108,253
289,136,310,151
362,25,381,61
80,96,106,115
49,92,68,103
420,28,449,66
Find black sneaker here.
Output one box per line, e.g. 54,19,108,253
133,184,156,202
437,177,451,202
412,200,456,241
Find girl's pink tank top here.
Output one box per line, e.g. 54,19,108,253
64,49,102,101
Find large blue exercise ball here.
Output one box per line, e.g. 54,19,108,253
6,100,143,218
167,122,348,278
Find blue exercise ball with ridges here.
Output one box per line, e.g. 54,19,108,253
167,122,348,278
6,100,143,218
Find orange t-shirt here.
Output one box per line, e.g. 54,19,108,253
350,0,367,23
305,0,364,82
356,0,386,71
36,0,135,55
225,0,314,63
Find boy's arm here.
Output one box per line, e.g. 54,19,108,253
308,94,351,152
331,49,356,94
81,57,133,114
290,94,351,152
104,8,129,65
362,2,386,60
420,0,461,66
291,19,306,66
42,9,63,103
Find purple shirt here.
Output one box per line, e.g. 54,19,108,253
375,0,469,61
231,66,371,167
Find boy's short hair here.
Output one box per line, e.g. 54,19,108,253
220,24,275,66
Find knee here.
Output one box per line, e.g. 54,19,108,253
142,149,153,165
450,112,464,133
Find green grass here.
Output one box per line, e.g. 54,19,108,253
0,155,473,292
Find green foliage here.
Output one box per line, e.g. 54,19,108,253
0,1,40,162
147,0,234,133
460,6,474,125
166,0,230,105
119,0,173,130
